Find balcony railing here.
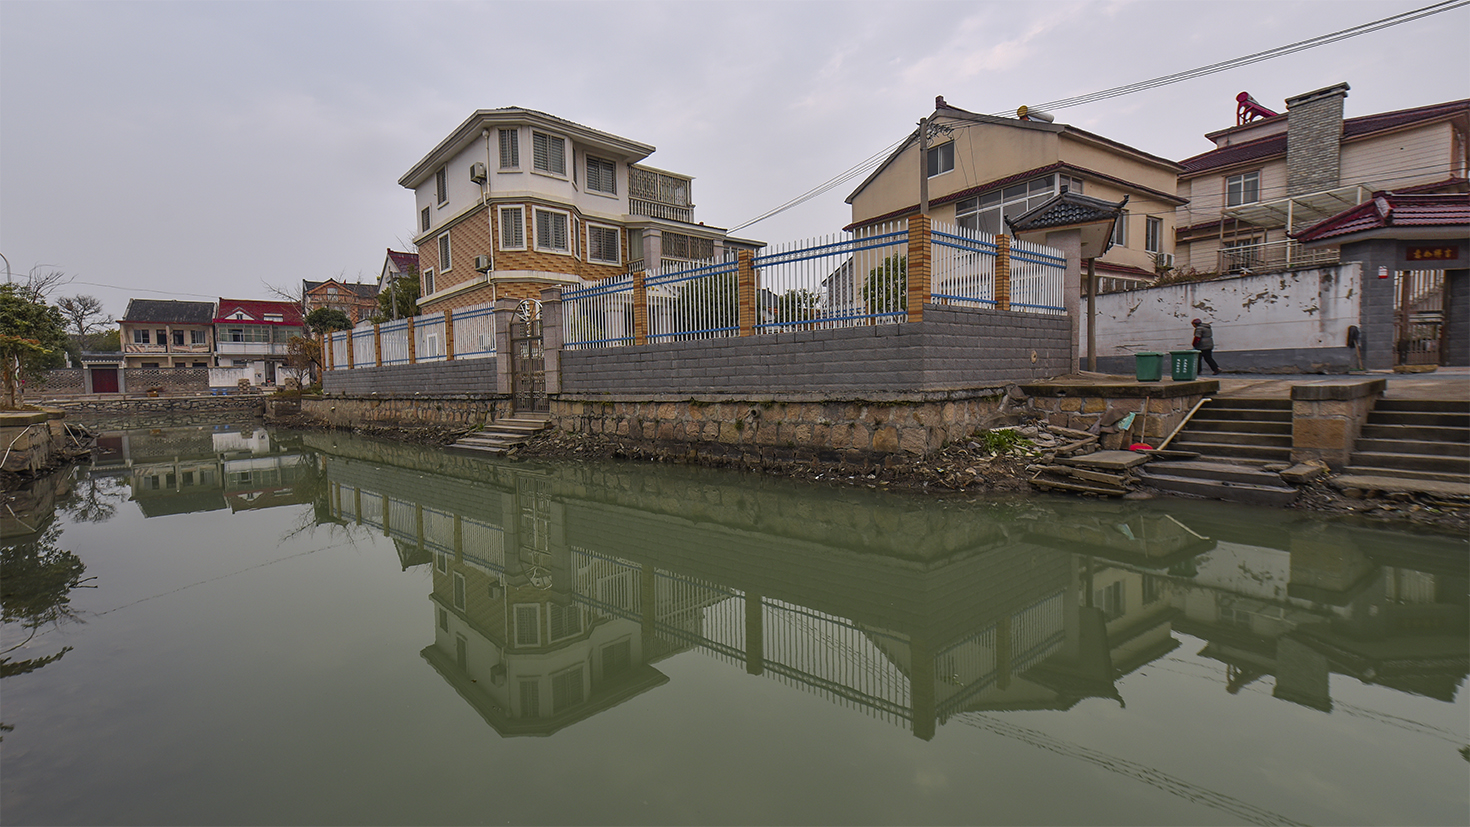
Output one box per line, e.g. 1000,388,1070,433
1218,239,1340,274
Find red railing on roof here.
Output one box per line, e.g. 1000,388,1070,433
1236,92,1279,125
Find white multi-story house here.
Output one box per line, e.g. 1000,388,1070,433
398,108,762,313
1175,84,1469,274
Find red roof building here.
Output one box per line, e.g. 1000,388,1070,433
213,298,305,381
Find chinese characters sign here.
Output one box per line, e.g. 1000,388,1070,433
1404,244,1462,263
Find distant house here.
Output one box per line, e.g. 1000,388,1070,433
399,107,761,313
1174,83,1469,274
119,299,216,370
213,298,304,383
846,96,1186,290
303,278,378,326
379,248,419,292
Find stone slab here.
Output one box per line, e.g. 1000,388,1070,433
1330,474,1470,499
1062,450,1151,470
1290,378,1386,401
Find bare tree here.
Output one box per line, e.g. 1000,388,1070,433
17,266,72,302
55,295,113,350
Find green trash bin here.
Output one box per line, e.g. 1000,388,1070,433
1170,349,1200,381
1134,352,1164,382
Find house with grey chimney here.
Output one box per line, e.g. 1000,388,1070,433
1174,83,1468,274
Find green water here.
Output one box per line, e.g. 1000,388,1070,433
2,423,1466,826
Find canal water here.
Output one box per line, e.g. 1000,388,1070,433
2,422,1466,826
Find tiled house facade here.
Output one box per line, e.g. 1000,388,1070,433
119,299,216,369
399,108,760,313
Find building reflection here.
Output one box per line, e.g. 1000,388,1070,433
309,434,1467,740
87,424,313,517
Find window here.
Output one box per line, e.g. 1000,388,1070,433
551,665,584,710
132,329,150,344
956,174,1057,236
499,206,525,250
438,607,448,632
421,269,435,296
421,206,431,233
927,142,954,177
587,224,620,264
191,330,206,345
602,639,632,678
435,167,448,205
534,208,570,253
1060,175,1084,194
514,604,540,647
453,573,466,611
264,313,283,322
532,131,566,176
548,603,582,640
1145,216,1163,254
519,680,540,717
586,156,616,194
1096,581,1125,620
1111,211,1128,247
1226,171,1260,206
437,232,452,271
192,362,206,368
498,128,519,168
169,330,183,346
156,329,166,344
436,550,448,574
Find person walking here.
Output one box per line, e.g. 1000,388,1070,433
1192,318,1221,375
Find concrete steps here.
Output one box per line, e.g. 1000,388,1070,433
1168,398,1294,466
1346,399,1469,484
447,415,553,457
1137,459,1299,506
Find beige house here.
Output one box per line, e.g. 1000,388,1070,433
398,108,761,313
846,97,1186,288
118,299,215,370
1175,84,1469,274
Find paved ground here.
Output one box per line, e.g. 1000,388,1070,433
1212,366,1469,401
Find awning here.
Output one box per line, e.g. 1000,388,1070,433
1223,184,1372,231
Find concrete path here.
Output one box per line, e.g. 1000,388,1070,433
1213,366,1469,401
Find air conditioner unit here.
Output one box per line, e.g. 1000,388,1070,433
489,663,507,686
1154,252,1175,269
469,162,487,183
474,255,491,272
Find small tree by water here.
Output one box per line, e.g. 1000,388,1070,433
0,284,68,410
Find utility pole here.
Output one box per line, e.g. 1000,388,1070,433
918,114,930,216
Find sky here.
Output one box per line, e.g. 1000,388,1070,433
2,0,1467,321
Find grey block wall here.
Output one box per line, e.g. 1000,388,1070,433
1445,270,1468,367
562,306,1070,395
1095,346,1357,376
323,359,497,396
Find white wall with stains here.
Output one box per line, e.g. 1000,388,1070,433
1084,264,1362,370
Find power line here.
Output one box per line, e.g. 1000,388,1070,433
732,0,1469,233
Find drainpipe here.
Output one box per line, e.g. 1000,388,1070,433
482,129,495,275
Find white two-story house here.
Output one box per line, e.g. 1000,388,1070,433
398,107,761,313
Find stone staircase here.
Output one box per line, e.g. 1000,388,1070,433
1138,398,1298,504
447,415,554,457
1341,399,1470,486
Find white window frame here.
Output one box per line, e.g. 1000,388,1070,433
1226,171,1260,207
420,206,431,233
421,269,435,296
498,128,520,169
927,142,954,177
1060,175,1084,194
1111,211,1129,248
534,207,571,254
1145,216,1163,254
132,328,150,344
586,155,617,195
586,222,620,264
435,167,448,206
531,131,567,177
514,604,540,647
498,205,526,250
437,231,452,272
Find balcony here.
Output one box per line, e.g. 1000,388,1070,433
1218,239,1340,274
215,341,289,357
629,166,693,223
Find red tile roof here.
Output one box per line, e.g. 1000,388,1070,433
1180,99,1469,176
214,298,304,326
1292,192,1470,243
387,248,418,273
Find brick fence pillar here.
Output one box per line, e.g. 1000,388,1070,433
906,214,931,323
373,323,383,367
319,332,329,372
540,286,563,395
444,308,456,361
632,269,648,346
347,330,355,369
738,250,756,337
406,315,416,364
996,234,1012,312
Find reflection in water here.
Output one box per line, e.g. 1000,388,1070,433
306,433,1468,743
1,470,94,684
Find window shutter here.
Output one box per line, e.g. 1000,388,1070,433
501,207,524,249
498,129,518,168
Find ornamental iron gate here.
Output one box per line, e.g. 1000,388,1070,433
1394,270,1446,366
511,299,548,413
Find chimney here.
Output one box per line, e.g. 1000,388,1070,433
1285,82,1349,197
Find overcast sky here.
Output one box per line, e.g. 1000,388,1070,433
2,0,1466,321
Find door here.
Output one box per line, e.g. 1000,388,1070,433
90,367,119,393
1394,270,1445,366
510,300,547,413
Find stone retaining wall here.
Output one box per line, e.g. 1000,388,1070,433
1290,379,1385,468
302,395,514,429
0,411,65,475
323,359,498,396
1018,379,1219,448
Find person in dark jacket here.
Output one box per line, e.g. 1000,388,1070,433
1192,318,1221,375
